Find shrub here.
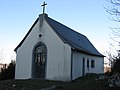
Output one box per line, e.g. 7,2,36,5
112,57,120,74
0,61,15,80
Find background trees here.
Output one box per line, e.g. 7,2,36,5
0,60,15,80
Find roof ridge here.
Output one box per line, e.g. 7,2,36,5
45,15,86,37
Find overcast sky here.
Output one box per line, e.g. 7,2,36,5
0,0,116,63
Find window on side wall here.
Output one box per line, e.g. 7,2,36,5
91,60,95,68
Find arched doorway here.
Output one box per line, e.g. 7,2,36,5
32,42,47,79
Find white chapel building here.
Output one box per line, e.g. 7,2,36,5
15,13,104,81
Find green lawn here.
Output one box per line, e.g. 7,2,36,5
0,75,120,90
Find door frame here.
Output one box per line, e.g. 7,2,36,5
82,58,85,76
32,42,47,79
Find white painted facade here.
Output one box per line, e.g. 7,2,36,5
72,52,104,80
15,17,72,81
15,15,104,81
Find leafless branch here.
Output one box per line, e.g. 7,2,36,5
106,0,120,22
107,0,120,6
105,0,120,67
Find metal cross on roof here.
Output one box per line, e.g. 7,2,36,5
41,2,47,14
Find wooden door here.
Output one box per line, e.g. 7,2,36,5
82,58,85,76
33,43,47,79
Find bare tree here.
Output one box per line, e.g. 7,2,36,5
105,0,120,71
106,0,120,39
105,0,120,49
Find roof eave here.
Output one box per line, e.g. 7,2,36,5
72,48,105,57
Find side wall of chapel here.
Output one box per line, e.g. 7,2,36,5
72,52,104,80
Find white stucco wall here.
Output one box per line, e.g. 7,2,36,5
89,56,104,74
15,20,40,79
15,17,72,81
72,52,82,80
72,52,104,80
41,20,71,81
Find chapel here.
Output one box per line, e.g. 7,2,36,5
15,3,104,81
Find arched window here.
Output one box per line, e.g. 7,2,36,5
32,42,47,78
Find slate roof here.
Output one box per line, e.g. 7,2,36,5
15,14,104,57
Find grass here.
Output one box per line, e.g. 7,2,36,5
0,74,120,90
